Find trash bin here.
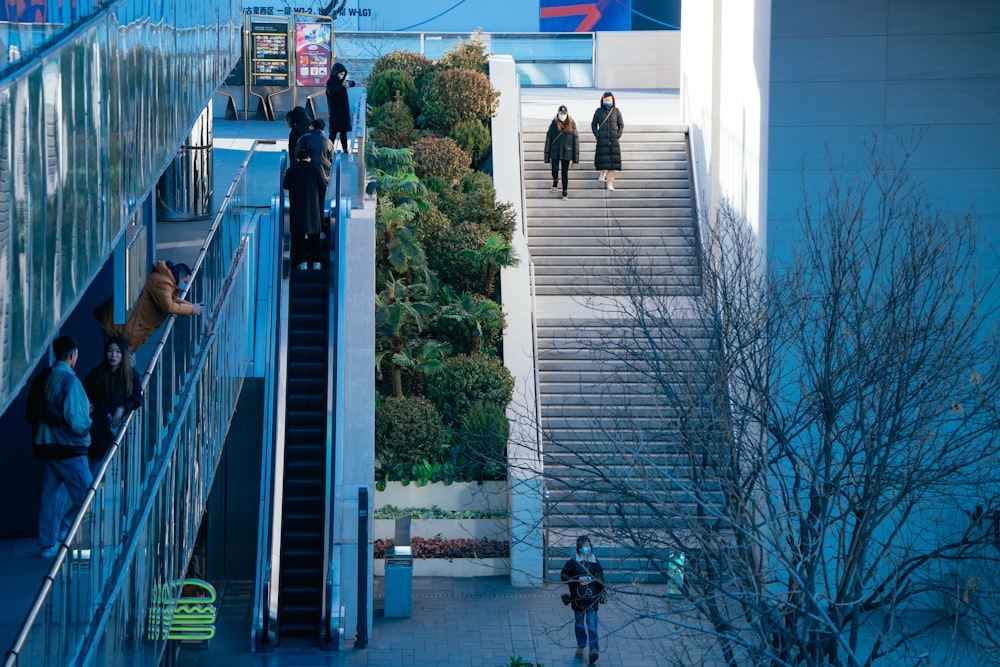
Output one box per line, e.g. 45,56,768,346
383,515,413,618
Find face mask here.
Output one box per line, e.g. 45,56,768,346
178,281,187,292
580,546,591,556
339,72,346,80
558,114,567,122
602,101,612,109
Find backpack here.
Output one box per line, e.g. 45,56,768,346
24,366,67,430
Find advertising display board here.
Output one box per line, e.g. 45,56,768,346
294,20,332,87
250,20,289,86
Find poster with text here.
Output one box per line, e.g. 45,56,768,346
294,21,332,87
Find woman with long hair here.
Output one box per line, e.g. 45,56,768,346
83,336,143,470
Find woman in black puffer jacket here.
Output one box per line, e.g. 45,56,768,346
543,104,580,199
591,91,624,191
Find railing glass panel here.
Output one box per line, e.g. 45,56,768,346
3,144,263,667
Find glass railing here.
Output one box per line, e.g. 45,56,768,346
2,144,266,667
0,0,242,417
332,31,594,87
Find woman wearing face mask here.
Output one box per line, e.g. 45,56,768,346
544,104,580,200
326,62,356,154
561,535,606,663
83,336,143,472
591,91,624,191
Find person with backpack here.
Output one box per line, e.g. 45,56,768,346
561,535,606,663
544,104,580,200
32,335,93,558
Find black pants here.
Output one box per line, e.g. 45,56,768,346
332,130,349,153
292,233,321,267
551,159,570,193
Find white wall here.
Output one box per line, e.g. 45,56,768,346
594,31,681,90
680,0,771,242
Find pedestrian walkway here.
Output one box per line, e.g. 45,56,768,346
179,576,681,667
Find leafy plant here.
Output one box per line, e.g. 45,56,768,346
375,280,436,396
454,404,509,480
367,68,418,115
411,135,472,185
374,504,506,520
440,289,503,356
365,144,427,208
374,536,510,559
374,396,449,470
419,68,499,134
370,95,419,149
460,231,520,296
460,170,495,197
450,120,491,166
425,354,514,424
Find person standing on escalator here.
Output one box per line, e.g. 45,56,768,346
283,152,326,271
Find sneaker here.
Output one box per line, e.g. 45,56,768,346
562,193,568,200
606,182,615,191
40,545,58,558
550,186,559,193
575,647,585,658
598,172,606,182
589,651,599,664
312,262,323,270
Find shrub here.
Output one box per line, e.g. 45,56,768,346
419,68,499,134
460,170,496,197
429,295,506,357
412,200,452,248
370,96,418,149
424,221,490,294
425,354,515,424
375,396,450,470
437,189,516,240
438,29,489,74
422,175,450,198
454,404,509,480
371,50,434,85
411,136,472,185
450,120,491,166
367,69,418,116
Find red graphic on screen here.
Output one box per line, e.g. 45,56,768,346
539,3,601,31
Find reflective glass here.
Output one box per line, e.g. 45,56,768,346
0,0,242,412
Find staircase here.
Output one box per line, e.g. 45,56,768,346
277,265,330,640
522,123,714,582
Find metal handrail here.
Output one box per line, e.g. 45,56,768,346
354,96,367,208
5,141,260,667
253,151,290,650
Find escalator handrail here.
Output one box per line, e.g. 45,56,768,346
253,150,291,649
321,153,345,644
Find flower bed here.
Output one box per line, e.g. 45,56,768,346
373,536,509,577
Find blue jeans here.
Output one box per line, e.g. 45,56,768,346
38,456,92,547
574,608,599,652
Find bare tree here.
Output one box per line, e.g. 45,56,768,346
527,141,1000,666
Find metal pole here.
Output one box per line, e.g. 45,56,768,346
356,486,369,648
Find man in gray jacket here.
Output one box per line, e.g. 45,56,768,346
34,335,93,557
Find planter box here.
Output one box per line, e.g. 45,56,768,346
374,518,507,541
374,557,508,577
376,481,506,513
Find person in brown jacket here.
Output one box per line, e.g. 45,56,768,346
93,261,204,352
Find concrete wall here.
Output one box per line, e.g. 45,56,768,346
766,0,1000,250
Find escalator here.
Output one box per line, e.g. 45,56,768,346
276,264,331,640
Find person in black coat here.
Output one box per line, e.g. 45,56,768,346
285,106,312,155
543,104,580,200
561,535,606,664
83,336,142,472
295,118,336,214
591,91,624,191
326,62,356,154
282,154,326,270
